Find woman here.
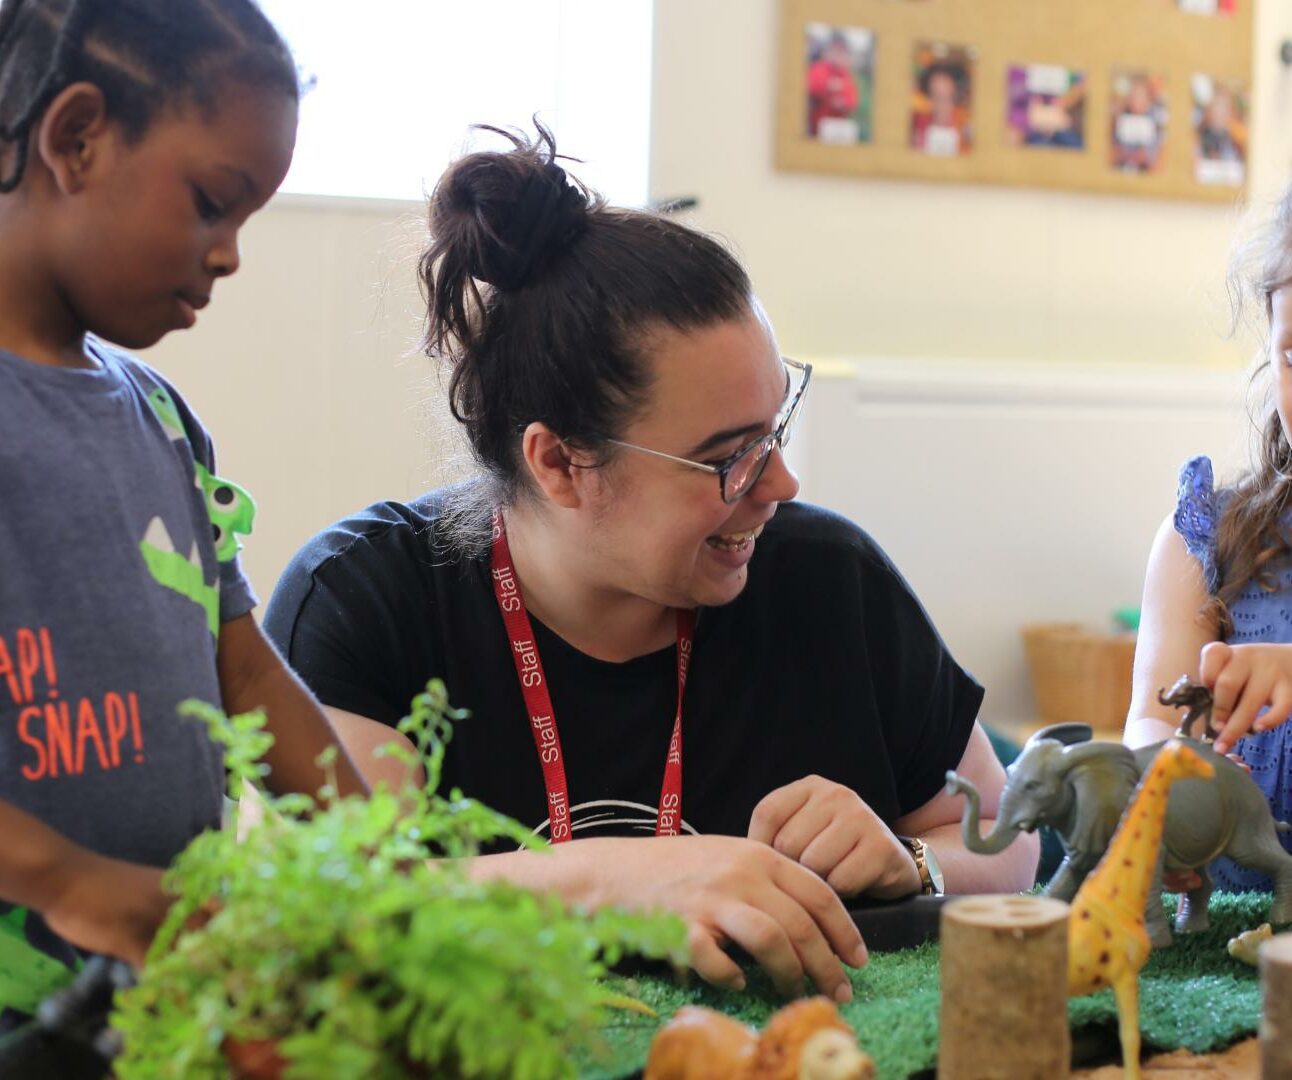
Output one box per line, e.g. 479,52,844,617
265,126,1036,1002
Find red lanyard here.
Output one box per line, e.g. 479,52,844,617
489,510,694,842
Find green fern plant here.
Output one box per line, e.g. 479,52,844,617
110,681,687,1079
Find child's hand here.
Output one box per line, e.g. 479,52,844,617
42,851,169,970
1162,869,1203,893
1199,642,1292,754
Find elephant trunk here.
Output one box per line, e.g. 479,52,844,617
946,771,1019,856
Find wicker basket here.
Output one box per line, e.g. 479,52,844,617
1021,623,1137,732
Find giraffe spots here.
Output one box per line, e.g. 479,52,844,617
1103,927,1112,939
1081,910,1092,920
1099,951,1110,964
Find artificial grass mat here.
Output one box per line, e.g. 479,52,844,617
576,891,1272,1080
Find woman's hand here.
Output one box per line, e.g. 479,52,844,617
747,775,920,900
471,835,866,1003
1200,642,1292,754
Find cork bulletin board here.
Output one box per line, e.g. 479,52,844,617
776,0,1255,202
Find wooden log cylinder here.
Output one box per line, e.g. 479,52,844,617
938,895,1071,1080
1261,931,1292,1080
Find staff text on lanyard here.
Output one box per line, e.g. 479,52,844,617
489,510,694,843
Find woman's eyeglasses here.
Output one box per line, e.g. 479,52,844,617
606,358,812,503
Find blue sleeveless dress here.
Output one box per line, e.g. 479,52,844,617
1174,455,1292,890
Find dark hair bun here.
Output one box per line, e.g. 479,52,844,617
419,120,751,524
432,124,590,293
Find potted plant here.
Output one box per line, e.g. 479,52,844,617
111,682,687,1079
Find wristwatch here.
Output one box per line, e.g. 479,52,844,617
898,835,945,896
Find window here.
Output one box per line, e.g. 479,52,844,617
260,1,654,207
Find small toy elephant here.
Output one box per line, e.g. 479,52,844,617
1157,674,1217,740
947,709,1292,947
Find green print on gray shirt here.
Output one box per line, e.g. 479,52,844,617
0,340,256,1024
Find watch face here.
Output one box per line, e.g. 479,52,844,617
923,843,945,895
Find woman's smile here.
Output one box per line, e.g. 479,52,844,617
705,522,765,553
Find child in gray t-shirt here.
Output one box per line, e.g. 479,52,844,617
0,0,367,1022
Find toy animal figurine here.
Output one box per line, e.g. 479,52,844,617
1227,922,1273,967
1068,740,1214,1080
946,707,1292,947
1156,675,1216,740
643,997,875,1080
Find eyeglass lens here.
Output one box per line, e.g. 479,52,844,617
721,362,809,501
723,436,775,501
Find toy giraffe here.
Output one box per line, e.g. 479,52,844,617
1067,740,1214,1080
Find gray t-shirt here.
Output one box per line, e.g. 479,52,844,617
0,339,255,1013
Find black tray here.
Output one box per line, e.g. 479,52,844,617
847,893,948,952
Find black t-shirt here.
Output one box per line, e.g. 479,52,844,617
265,496,982,842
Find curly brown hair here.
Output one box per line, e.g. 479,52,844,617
1208,183,1292,637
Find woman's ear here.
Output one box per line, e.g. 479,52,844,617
521,422,595,509
36,82,110,195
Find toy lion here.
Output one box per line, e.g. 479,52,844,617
643,997,875,1080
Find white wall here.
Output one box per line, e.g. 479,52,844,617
652,0,1292,728
651,0,1292,367
790,361,1247,727
144,1,1292,728
146,199,465,603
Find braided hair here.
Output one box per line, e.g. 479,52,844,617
0,0,298,192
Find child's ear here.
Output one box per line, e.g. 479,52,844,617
36,82,111,194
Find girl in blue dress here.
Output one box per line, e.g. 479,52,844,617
1127,187,1292,890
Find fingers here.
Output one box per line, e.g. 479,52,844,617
1162,869,1202,893
716,896,857,1003
824,837,908,898
823,839,873,897
748,778,815,846
687,926,747,992
1214,665,1274,754
712,850,867,1001
799,824,904,899
772,856,868,971
713,904,808,999
757,777,877,878
1198,641,1231,689
1256,685,1292,735
799,820,865,883
770,800,837,862
1200,644,1292,753
1207,658,1242,737
606,834,867,1005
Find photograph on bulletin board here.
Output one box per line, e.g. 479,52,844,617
804,23,874,145
1005,64,1086,151
1178,0,1236,14
910,42,974,157
1191,74,1247,186
1109,70,1167,174
775,0,1253,202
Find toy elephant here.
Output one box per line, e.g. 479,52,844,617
946,722,1292,947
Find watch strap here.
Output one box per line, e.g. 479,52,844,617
898,835,938,895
